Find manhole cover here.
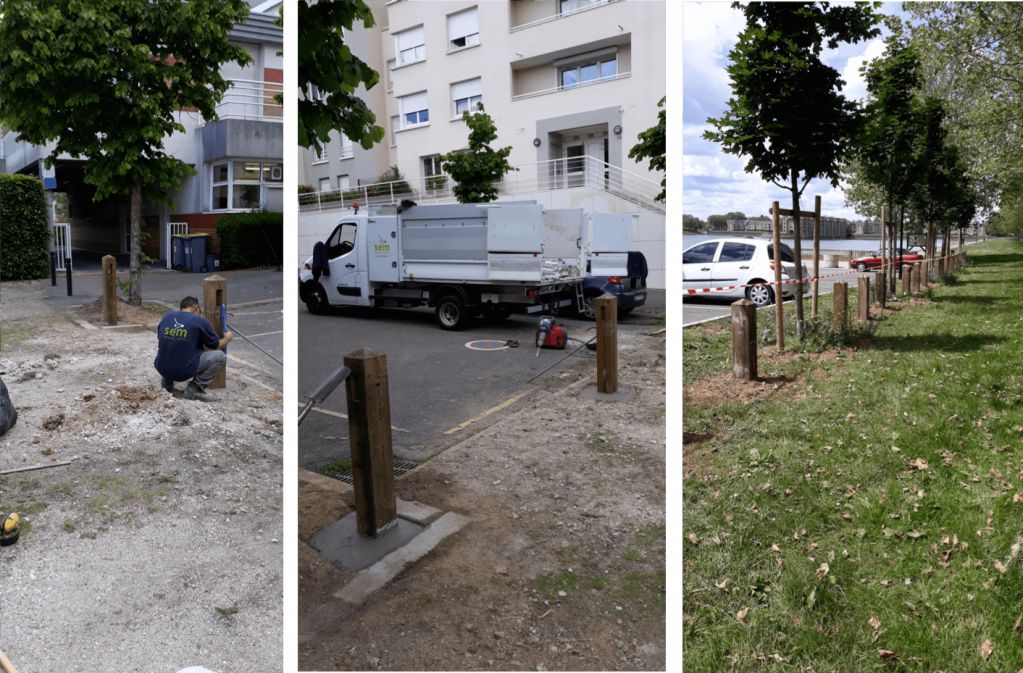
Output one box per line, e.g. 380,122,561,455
329,458,420,485
465,339,510,351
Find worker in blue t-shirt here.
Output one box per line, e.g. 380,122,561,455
154,296,233,401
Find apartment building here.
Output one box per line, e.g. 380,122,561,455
300,0,667,287
1,1,283,265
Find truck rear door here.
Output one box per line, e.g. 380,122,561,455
589,213,631,276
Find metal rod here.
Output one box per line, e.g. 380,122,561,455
65,257,72,296
1,458,75,476
298,366,351,425
527,336,596,383
225,322,283,366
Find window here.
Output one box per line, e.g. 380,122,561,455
318,177,331,193
682,242,719,265
559,0,612,15
339,134,354,159
718,242,755,262
423,156,447,192
394,25,425,65
767,243,797,263
211,161,282,211
559,53,617,89
338,174,351,190
399,91,429,129
313,145,328,164
451,78,482,117
447,7,479,51
327,222,357,259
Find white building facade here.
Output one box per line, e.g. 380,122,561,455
300,0,666,288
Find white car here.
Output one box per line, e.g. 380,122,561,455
682,237,809,307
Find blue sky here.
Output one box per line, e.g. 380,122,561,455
682,2,905,222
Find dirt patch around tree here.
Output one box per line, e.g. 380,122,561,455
0,292,282,673
298,330,666,671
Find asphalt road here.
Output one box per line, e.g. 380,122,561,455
682,267,862,326
297,291,664,469
223,300,284,391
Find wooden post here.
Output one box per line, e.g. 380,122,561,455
812,195,821,322
102,255,117,326
771,201,784,352
921,259,929,285
938,257,946,280
874,270,886,309
833,281,848,332
344,348,397,537
901,265,911,296
202,274,228,389
731,299,757,381
912,262,922,295
858,275,870,322
596,294,619,394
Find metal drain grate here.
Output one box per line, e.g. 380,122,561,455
329,459,420,485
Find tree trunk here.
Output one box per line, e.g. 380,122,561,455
128,181,142,305
790,170,804,341
898,206,905,281
880,204,887,301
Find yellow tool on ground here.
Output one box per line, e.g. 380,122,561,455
1,512,20,546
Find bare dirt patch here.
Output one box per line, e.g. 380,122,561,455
684,371,797,407
75,297,167,329
298,330,666,671
0,298,282,673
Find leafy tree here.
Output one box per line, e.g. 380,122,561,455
628,96,666,202
299,0,385,154
0,0,252,304
705,1,881,339
682,214,704,231
440,106,516,204
858,27,923,290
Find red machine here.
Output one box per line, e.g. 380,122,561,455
535,316,567,351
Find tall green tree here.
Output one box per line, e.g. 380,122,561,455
628,97,666,203
299,0,385,154
0,0,252,304
705,1,881,338
858,27,923,290
440,106,516,204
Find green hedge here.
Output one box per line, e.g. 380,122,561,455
0,175,50,281
216,211,282,269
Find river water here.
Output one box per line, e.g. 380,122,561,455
682,233,941,255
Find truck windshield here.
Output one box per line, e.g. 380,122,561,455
327,222,357,258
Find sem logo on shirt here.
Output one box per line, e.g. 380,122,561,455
164,318,188,339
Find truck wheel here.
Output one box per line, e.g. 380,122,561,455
436,295,469,330
579,292,601,320
305,283,328,315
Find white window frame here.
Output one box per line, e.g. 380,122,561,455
394,25,425,66
557,50,618,90
210,160,283,212
338,174,351,190
318,177,331,193
398,91,430,130
339,134,354,160
447,7,480,52
451,78,483,118
559,0,612,16
312,144,328,164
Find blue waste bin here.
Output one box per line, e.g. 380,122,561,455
171,236,186,270
182,234,210,273
205,254,221,273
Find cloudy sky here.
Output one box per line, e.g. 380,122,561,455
682,2,903,222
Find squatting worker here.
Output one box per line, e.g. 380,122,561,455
154,296,233,401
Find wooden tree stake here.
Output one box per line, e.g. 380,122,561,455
772,200,784,352
874,270,886,309
731,299,757,381
596,294,618,394
202,274,228,389
102,255,117,326
833,281,848,332
901,265,911,296
858,276,870,322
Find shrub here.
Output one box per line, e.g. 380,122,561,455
0,175,50,281
215,211,282,269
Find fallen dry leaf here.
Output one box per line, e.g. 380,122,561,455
770,543,781,553
878,649,900,661
715,578,729,591
737,607,749,623
869,616,881,630
688,533,699,545
910,458,929,471
907,530,926,539
495,564,509,576
1013,493,1023,504
980,638,994,661
995,561,1008,574
816,563,830,580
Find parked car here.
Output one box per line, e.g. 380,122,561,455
850,248,923,272
682,237,808,307
578,251,648,319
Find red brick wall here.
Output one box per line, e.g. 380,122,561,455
264,67,283,119
173,213,223,254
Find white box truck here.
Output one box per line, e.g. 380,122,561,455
298,201,632,329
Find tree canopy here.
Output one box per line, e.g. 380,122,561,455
440,106,516,204
0,0,253,302
298,0,385,154
628,97,666,203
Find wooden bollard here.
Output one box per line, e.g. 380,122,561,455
596,294,618,394
731,299,757,381
874,270,886,309
833,282,848,332
911,262,922,295
901,265,911,296
344,348,398,537
102,255,118,325
857,275,870,322
202,274,228,389
938,258,946,279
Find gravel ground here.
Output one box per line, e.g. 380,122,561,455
0,280,283,673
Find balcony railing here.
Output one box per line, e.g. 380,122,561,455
510,0,619,32
299,156,664,214
214,78,282,122
512,71,630,102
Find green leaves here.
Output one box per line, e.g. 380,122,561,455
628,97,666,203
439,105,516,204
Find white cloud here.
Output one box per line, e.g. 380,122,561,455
841,37,887,103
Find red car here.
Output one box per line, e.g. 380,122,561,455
850,248,923,272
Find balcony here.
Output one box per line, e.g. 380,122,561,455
512,70,631,102
214,78,282,122
509,0,618,32
202,79,283,162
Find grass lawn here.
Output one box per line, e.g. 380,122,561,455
683,239,1023,672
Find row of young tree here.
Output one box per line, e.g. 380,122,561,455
704,2,1016,342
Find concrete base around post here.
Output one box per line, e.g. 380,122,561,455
578,387,636,403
